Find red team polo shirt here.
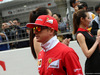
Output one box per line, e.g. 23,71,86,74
38,36,83,75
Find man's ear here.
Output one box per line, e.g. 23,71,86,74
49,28,55,36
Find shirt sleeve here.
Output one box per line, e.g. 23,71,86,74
64,50,83,75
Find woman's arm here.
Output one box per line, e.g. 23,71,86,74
97,29,100,51
34,37,42,57
77,33,100,58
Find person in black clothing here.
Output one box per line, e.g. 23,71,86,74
91,4,100,35
12,18,29,48
73,9,100,74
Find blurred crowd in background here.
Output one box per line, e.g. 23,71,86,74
0,0,100,51
0,18,30,50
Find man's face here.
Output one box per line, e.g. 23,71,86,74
33,26,52,44
13,20,20,26
2,23,8,29
53,14,60,23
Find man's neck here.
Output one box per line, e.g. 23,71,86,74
41,35,59,52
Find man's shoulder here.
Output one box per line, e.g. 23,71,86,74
39,49,44,53
58,43,78,58
38,50,44,59
57,42,74,53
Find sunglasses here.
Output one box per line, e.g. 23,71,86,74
33,26,49,33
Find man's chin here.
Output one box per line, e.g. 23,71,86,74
36,37,42,43
36,39,41,42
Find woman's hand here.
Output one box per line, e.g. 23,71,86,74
97,29,100,36
96,36,100,44
96,29,100,44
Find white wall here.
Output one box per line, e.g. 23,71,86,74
69,41,86,74
0,47,39,75
0,41,86,75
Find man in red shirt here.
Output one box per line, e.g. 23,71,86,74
26,15,83,75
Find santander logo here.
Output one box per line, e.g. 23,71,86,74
0,60,6,71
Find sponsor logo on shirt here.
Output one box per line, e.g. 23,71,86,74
38,59,42,68
48,58,52,63
47,58,60,69
74,68,81,72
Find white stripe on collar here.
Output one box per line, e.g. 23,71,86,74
41,35,59,52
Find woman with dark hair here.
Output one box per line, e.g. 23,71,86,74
73,9,100,74
29,7,52,59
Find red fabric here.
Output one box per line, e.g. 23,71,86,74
38,42,83,75
0,0,3,1
26,15,58,31
77,28,93,37
77,28,88,32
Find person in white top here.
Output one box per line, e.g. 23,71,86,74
91,4,100,35
66,0,80,20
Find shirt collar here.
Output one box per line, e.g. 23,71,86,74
77,28,88,32
41,35,59,52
